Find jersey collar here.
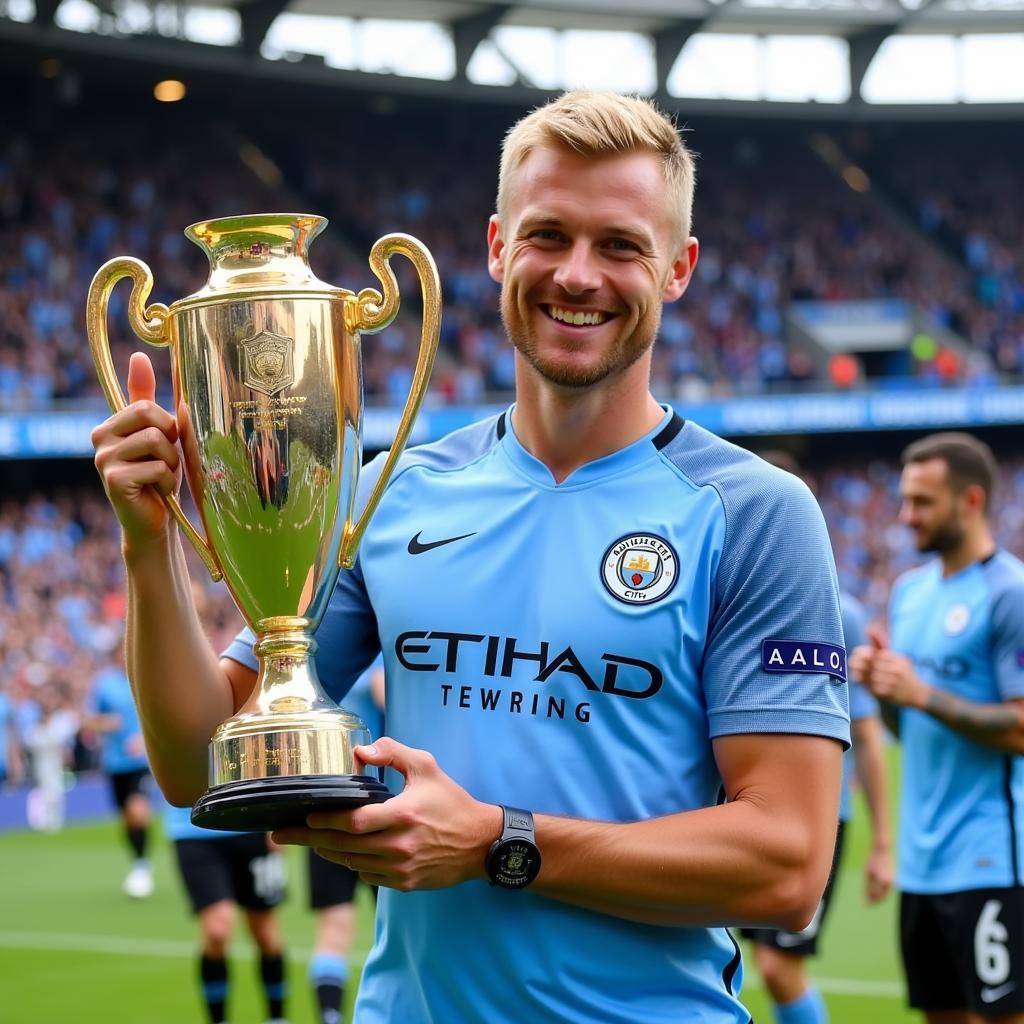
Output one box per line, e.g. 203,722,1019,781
496,404,682,489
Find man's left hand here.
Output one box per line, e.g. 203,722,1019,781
272,737,502,891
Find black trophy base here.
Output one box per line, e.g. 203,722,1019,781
191,774,391,832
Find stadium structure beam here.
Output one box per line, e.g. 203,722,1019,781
848,25,892,103
654,19,704,98
34,0,62,26
239,0,290,59
452,3,513,83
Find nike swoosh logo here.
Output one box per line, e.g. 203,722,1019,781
407,531,476,555
981,982,1017,1004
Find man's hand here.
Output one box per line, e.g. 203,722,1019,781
864,844,893,904
272,738,502,891
854,626,930,709
90,352,181,549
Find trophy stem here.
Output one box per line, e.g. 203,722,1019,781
194,614,389,830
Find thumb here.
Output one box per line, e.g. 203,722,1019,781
126,352,157,405
867,625,888,651
355,735,434,782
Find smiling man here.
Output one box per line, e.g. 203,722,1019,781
92,90,849,1024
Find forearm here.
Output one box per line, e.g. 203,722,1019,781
920,685,1024,754
124,529,236,804
530,799,829,930
852,719,892,851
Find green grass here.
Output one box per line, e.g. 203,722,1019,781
2,752,912,1023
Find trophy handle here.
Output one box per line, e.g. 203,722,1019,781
340,233,441,569
86,256,223,582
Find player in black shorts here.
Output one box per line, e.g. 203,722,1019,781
167,805,289,1024
306,660,385,1024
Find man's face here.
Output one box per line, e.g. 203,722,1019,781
899,458,967,554
487,146,696,390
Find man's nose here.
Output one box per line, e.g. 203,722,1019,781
552,241,601,295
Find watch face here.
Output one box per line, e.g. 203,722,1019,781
490,839,540,889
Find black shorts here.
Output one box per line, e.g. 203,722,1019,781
109,768,150,810
901,887,1024,1015
308,847,359,910
174,833,287,914
740,822,846,957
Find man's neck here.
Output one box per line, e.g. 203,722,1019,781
940,527,997,577
511,366,665,484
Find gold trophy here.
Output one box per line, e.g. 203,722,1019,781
87,214,440,830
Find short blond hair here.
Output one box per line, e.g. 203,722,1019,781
497,90,697,241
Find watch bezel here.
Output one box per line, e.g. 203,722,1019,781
486,835,542,889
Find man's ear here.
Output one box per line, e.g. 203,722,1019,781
663,237,699,303
487,215,505,284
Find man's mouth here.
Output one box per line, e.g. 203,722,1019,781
541,304,612,327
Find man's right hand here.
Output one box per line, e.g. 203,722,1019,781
91,352,182,548
849,625,886,685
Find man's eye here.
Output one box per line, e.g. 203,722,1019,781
606,239,639,252
532,229,563,242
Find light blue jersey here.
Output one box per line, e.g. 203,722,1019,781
889,551,1024,893
164,802,234,842
840,594,879,822
87,667,149,775
225,408,849,1024
0,692,11,781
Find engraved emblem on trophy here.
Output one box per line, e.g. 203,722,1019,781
86,214,440,830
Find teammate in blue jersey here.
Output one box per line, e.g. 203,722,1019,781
851,432,1024,1024
84,652,155,898
307,659,386,1024
165,803,288,1024
741,452,893,1024
91,90,849,1023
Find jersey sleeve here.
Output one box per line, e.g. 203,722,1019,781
988,572,1024,700
703,468,850,747
221,453,386,704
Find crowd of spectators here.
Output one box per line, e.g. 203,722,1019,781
1,104,1019,413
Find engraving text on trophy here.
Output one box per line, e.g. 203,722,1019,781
231,395,308,430
241,330,295,396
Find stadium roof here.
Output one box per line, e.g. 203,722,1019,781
4,0,1024,112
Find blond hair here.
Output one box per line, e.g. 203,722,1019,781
497,90,697,241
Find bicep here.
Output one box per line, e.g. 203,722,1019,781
713,733,844,851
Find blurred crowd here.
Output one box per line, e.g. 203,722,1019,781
0,106,1019,411
0,487,241,808
5,451,1024,802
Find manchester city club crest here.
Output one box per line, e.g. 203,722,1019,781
601,533,679,605
944,602,971,636
241,330,294,396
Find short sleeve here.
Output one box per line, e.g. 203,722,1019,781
989,575,1024,701
702,468,850,747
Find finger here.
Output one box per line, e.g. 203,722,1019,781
307,794,406,834
105,460,180,499
127,352,157,404
354,736,437,781
867,625,887,650
93,400,178,447
270,826,330,847
107,427,181,473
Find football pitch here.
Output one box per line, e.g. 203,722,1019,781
2,760,913,1024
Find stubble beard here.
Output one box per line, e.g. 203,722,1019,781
501,291,660,390
917,517,966,555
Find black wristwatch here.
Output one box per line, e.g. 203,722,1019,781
485,805,541,889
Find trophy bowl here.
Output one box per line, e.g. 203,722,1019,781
86,213,440,830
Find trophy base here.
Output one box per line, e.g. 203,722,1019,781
191,774,390,832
